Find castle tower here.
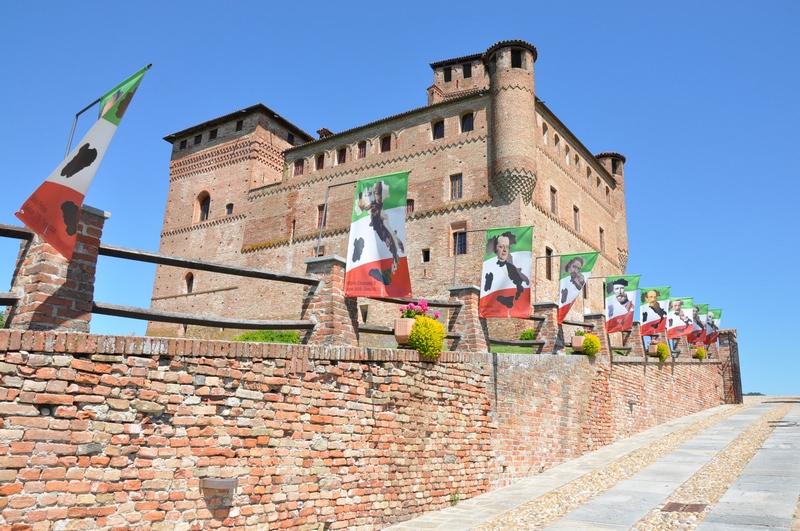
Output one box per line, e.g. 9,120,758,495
595,152,629,271
485,40,538,205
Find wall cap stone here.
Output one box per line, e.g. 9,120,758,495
304,255,346,267
82,204,111,220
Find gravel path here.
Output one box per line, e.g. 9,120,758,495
629,400,794,531
472,402,752,531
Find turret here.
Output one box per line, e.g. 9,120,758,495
485,40,538,205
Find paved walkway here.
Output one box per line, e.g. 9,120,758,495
384,398,800,531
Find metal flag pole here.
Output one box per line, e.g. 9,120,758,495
451,228,489,285
65,98,102,159
315,179,359,257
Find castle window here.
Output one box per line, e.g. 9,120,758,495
226,203,234,215
461,113,474,133
406,199,415,215
596,177,601,192
196,192,210,223
550,187,558,215
545,247,553,280
185,273,194,294
583,282,588,299
587,168,592,187
606,186,611,202
294,159,304,176
453,231,467,256
612,159,620,174
574,154,580,167
360,304,369,323
194,134,202,145
443,67,452,82
450,174,463,200
599,227,605,252
337,148,346,164
235,120,243,132
422,249,431,262
542,123,549,145
209,129,218,140
554,134,560,151
511,50,522,68
287,133,295,145
381,135,391,153
573,206,580,232
463,63,472,78
317,205,327,228
565,145,571,165
316,246,325,257
316,154,325,170
179,139,187,150
358,141,367,159
433,120,444,140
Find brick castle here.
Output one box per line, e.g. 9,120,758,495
147,40,629,339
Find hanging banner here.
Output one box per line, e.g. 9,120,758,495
557,252,599,323
344,171,411,298
640,286,671,336
666,297,694,339
687,303,709,344
604,275,640,333
479,226,533,318
15,65,151,260
704,309,722,344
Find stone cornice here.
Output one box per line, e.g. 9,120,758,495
161,214,246,238
169,139,283,182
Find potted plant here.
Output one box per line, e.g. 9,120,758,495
395,300,440,346
573,333,601,357
407,314,447,361
571,329,587,352
647,338,661,356
648,340,670,363
692,344,706,360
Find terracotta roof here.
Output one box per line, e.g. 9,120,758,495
595,152,627,163
163,103,314,143
483,39,538,63
429,53,483,69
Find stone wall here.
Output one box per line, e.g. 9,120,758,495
0,328,731,531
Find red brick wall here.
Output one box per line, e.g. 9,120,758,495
0,328,729,530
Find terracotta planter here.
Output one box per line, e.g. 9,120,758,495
394,318,416,345
571,335,585,352
648,343,660,356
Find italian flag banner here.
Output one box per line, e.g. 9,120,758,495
16,65,150,261
639,286,670,336
666,297,694,339
704,309,722,344
557,251,599,323
344,172,411,298
687,303,709,344
604,275,640,333
479,226,533,318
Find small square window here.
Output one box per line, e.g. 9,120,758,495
294,159,304,176
443,67,452,83
461,113,474,133
453,232,467,256
381,136,391,153
422,249,431,262
450,174,463,200
316,154,324,170
179,139,187,150
209,129,218,140
433,120,444,140
235,120,243,132
358,141,367,159
406,199,415,215
287,133,295,145
194,134,202,145
463,63,472,78
337,148,346,164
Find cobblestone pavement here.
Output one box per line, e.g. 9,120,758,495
384,397,800,531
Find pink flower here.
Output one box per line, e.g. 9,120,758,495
434,311,441,319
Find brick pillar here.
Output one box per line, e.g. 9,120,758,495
584,313,611,359
7,205,108,333
301,255,358,347
626,322,646,358
717,329,742,404
446,285,489,352
532,301,560,354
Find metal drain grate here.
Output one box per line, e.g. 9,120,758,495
662,502,707,513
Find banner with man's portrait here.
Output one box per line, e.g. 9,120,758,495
687,303,709,344
704,309,722,344
666,297,694,339
639,286,671,336
557,252,599,323
344,172,412,298
479,226,533,318
604,275,640,333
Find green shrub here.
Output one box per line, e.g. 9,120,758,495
694,346,706,360
519,329,537,341
582,333,601,356
575,329,586,336
232,330,299,344
656,342,670,363
408,315,446,361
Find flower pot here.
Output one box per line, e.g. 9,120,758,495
648,343,660,356
571,335,585,352
394,318,416,345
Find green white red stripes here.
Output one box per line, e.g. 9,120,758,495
479,226,533,318
604,275,640,333
557,252,598,323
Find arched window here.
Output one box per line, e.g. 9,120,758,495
605,186,611,202
358,141,367,159
316,154,325,170
294,159,304,176
542,123,549,145
586,168,592,187
461,113,474,133
196,192,210,222
380,135,391,153
554,134,560,151
565,145,571,165
432,120,445,139
337,147,346,164
185,273,194,294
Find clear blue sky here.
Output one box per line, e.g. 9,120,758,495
2,1,798,395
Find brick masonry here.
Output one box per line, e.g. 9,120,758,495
0,325,736,531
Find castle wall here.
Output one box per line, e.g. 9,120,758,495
0,330,728,531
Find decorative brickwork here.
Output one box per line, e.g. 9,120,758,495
446,285,489,351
